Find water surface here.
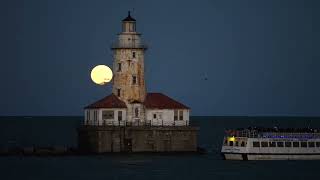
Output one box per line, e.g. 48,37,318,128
0,116,319,180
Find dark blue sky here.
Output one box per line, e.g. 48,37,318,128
1,0,319,116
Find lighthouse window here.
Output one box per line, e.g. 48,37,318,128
252,142,260,147
308,142,315,148
132,52,136,58
277,142,284,147
174,110,178,121
293,142,299,147
285,142,292,147
301,142,307,148
102,110,114,119
129,24,134,32
117,89,121,97
316,142,320,147
269,142,276,147
117,63,122,72
179,110,183,120
132,76,137,85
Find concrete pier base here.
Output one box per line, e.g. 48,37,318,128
77,126,199,153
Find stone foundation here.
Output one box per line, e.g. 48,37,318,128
78,126,199,153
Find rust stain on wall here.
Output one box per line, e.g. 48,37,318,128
112,49,146,104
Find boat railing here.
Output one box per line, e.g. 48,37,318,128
225,129,320,139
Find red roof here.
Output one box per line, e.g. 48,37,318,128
144,93,189,109
85,94,127,109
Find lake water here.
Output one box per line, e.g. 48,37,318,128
0,116,319,180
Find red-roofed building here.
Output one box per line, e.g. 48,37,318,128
85,92,190,126
84,94,127,126
144,93,190,126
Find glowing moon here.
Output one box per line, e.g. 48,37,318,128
90,65,113,85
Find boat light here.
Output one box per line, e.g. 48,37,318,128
228,136,236,142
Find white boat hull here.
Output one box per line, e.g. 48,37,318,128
221,136,320,160
223,153,320,160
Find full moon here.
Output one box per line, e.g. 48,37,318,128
90,65,113,85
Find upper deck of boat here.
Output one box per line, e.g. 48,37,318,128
225,127,320,138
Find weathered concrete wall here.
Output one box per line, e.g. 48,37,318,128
78,126,199,153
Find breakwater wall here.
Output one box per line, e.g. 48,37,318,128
78,126,199,153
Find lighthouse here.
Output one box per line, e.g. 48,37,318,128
78,12,198,153
111,11,147,123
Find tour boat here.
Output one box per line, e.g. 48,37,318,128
221,127,320,160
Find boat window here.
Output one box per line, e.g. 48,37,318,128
224,139,228,145
293,142,299,147
261,142,268,147
301,142,307,148
277,142,284,147
253,141,260,147
269,142,276,147
229,141,234,146
316,142,320,147
241,141,245,147
285,142,292,147
235,141,239,146
308,142,315,148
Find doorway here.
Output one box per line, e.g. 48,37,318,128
124,138,132,152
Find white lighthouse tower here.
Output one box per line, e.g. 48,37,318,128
111,11,147,124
